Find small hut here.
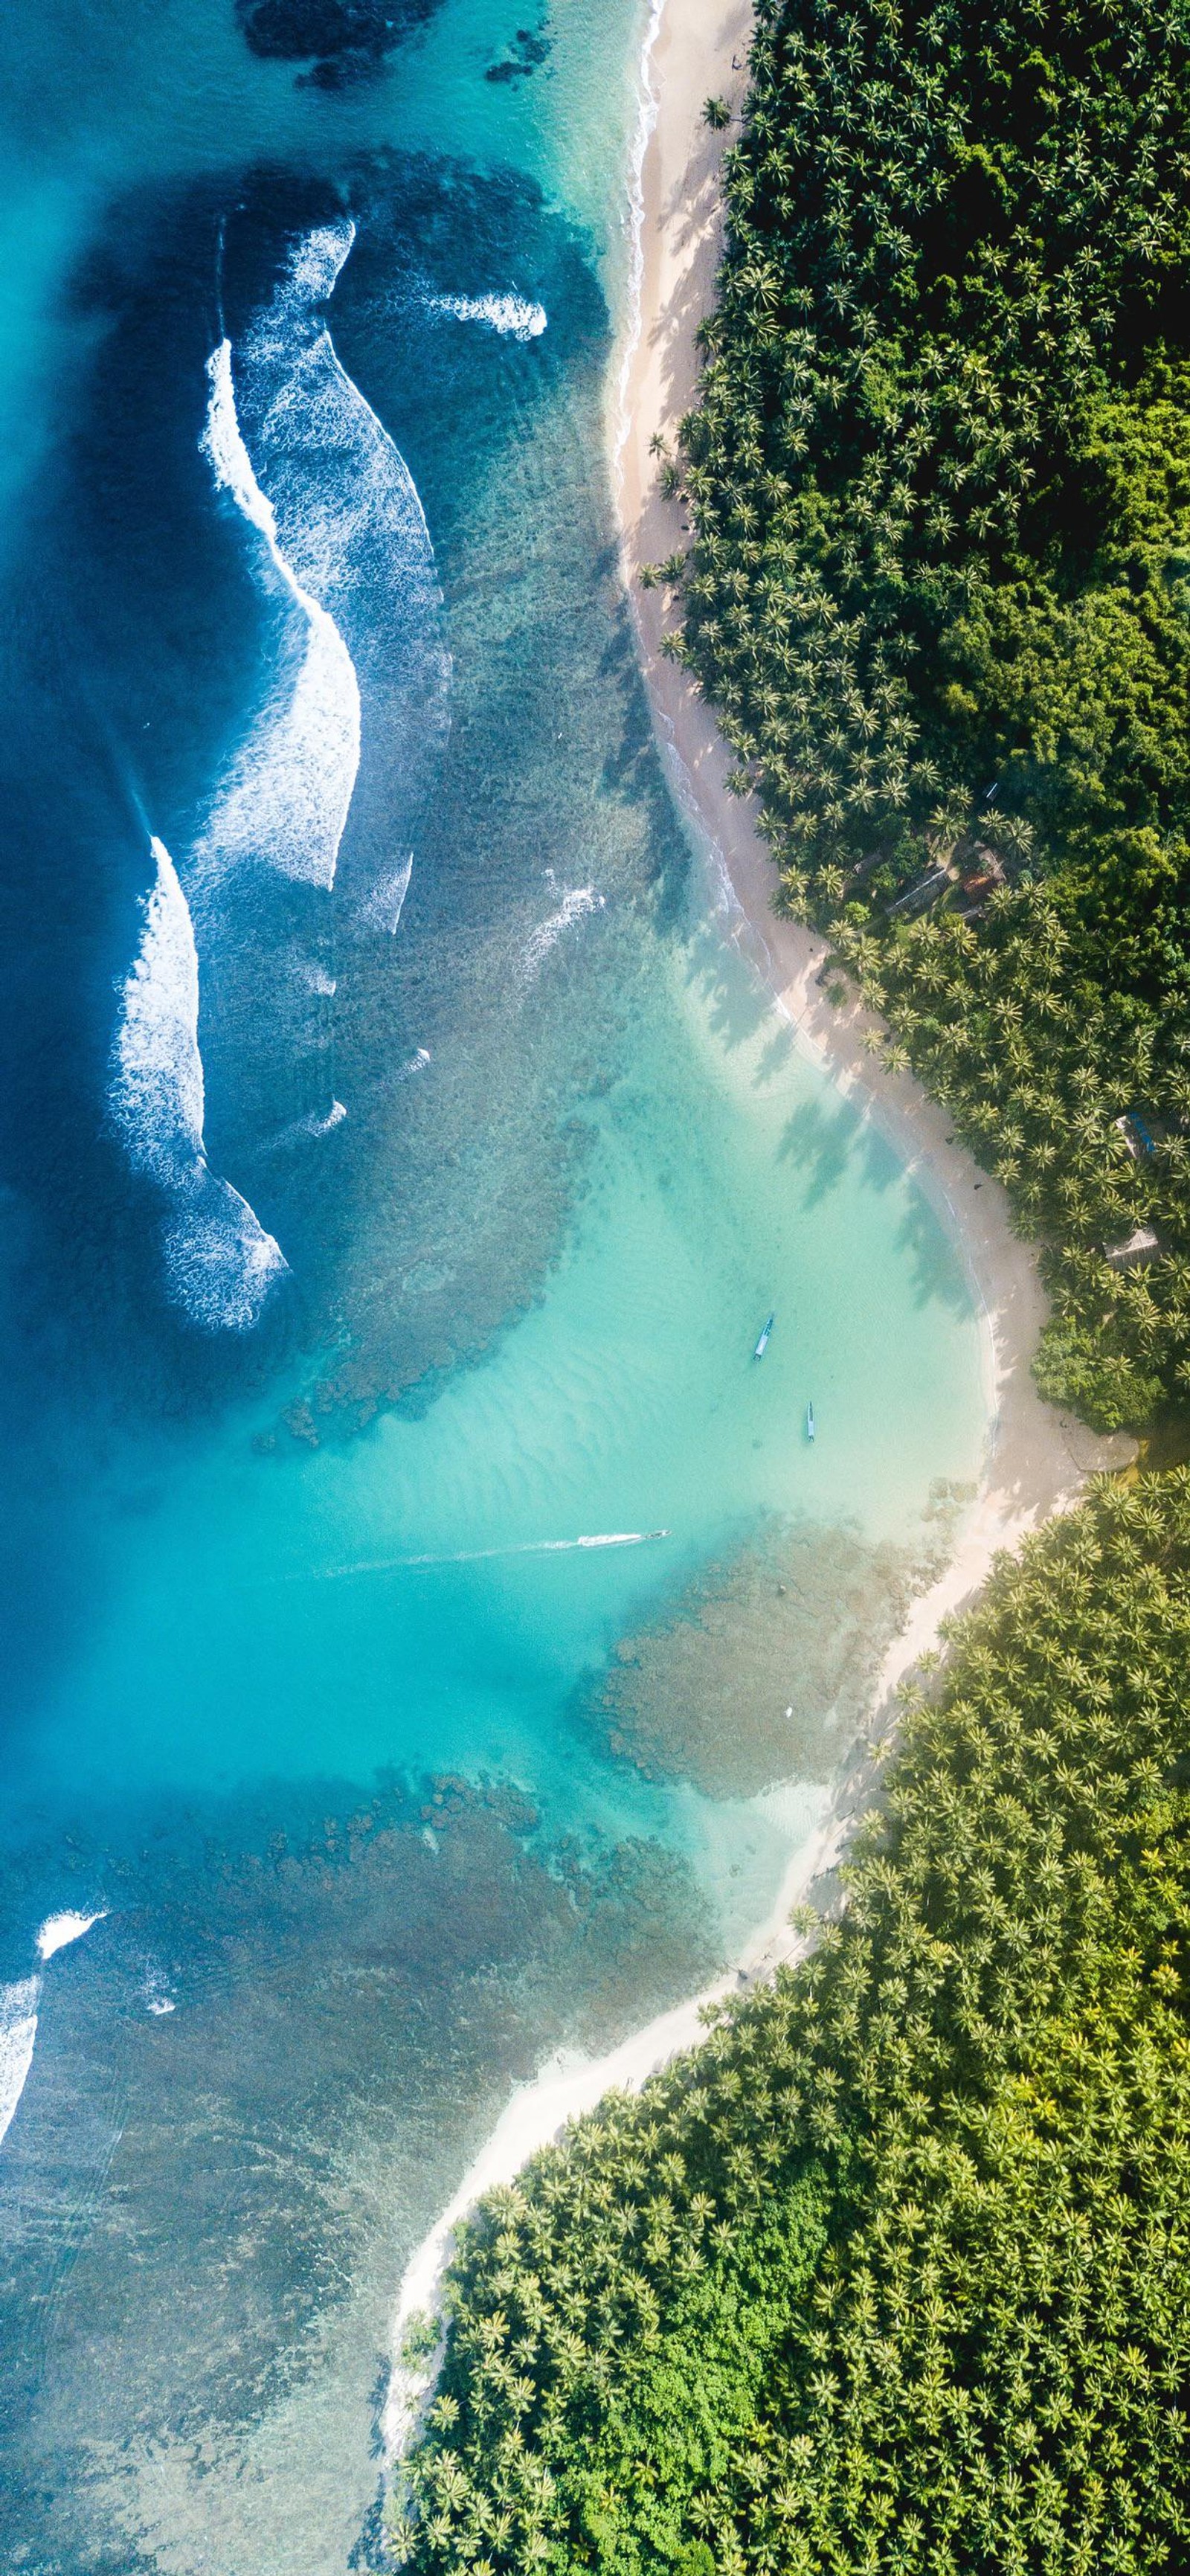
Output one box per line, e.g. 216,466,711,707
1103,1225,1160,1270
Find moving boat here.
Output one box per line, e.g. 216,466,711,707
806,1402,816,1442
753,1312,774,1361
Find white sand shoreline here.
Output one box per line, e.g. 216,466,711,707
381,0,1135,2473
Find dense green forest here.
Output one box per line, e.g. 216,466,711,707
393,1474,1190,2574
655,0,1190,1430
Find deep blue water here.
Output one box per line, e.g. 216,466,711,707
0,4,987,2567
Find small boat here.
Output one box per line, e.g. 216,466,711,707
753,1312,774,1361
576,1530,670,1549
805,1402,816,1442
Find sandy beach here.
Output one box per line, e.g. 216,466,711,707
382,0,1135,2467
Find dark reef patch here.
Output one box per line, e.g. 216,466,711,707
485,21,552,83
235,0,440,87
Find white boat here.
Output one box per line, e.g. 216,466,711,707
806,1402,816,1442
753,1312,774,1361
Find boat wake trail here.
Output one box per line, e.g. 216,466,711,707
111,836,288,1330
281,1531,672,1583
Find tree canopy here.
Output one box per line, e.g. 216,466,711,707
394,1474,1190,2576
659,0,1190,1429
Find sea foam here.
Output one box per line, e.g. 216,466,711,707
199,338,361,893
111,835,205,1183
162,1179,289,1333
360,849,413,935
181,216,449,1218
202,219,450,924
2,1913,109,2155
430,291,547,341
112,838,288,1331
0,1979,39,2152
36,1910,107,1962
521,884,604,978
260,1098,348,1154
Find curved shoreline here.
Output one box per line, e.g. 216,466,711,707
381,0,1133,2472
613,0,1133,1589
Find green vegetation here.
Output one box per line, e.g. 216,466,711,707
395,1475,1190,2573
658,0,1190,1429
390,13,1190,2565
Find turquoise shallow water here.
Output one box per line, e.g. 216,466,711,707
0,0,986,2566
15,896,980,1818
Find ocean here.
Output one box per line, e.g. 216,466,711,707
0,1,987,2566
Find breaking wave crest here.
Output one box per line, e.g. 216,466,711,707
260,1098,348,1154
0,1979,39,2152
2,1914,109,2155
430,291,547,341
36,1911,106,1962
112,838,288,1331
198,338,361,893
202,219,450,922
162,1181,289,1332
522,884,604,978
360,849,413,935
111,835,205,1181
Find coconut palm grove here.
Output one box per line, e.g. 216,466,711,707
394,0,1190,2566
398,1479,1190,2574
669,0,1190,1436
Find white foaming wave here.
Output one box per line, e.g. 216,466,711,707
430,291,547,341
231,223,451,930
111,835,204,1182
376,1044,431,1099
241,218,358,379
245,216,443,643
254,330,440,637
198,339,361,893
521,885,605,979
289,219,356,306
360,850,413,935
294,1096,347,1138
202,333,281,556
163,1175,288,1333
261,1098,348,1153
112,838,289,1332
0,1978,40,2151
195,616,358,893
36,1910,106,1962
196,223,448,928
